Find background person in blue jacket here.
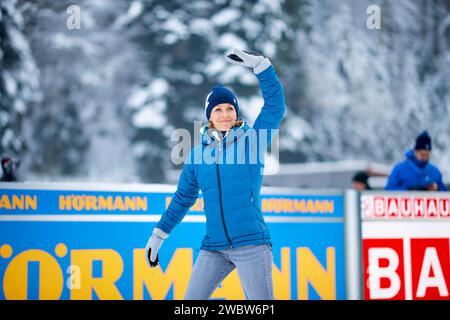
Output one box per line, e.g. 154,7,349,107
385,131,447,191
144,48,285,300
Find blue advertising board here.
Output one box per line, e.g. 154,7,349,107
0,183,345,300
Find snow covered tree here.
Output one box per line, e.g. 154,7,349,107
279,0,450,180
18,0,141,181
122,0,296,181
0,0,40,161
16,0,90,178
6,0,450,183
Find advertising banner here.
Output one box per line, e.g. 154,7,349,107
361,192,450,300
0,183,346,300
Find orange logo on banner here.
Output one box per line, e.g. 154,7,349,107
1,245,338,300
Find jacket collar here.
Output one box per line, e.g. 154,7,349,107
200,120,249,146
405,149,429,170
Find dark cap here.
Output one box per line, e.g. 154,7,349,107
352,171,371,188
414,131,432,151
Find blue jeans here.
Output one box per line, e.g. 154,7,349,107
184,244,274,300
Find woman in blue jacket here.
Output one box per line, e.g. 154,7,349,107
145,48,285,300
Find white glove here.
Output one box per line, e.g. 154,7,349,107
225,48,271,74
145,227,169,267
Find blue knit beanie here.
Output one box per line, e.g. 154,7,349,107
414,131,432,151
204,85,239,120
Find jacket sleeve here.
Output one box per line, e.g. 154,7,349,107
253,65,286,132
436,171,447,191
251,65,285,159
385,165,407,190
156,152,199,234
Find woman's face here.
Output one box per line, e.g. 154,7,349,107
209,103,237,131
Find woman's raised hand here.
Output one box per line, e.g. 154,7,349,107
225,48,271,74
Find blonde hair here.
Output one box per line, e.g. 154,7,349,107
208,118,244,129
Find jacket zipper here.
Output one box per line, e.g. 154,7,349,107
216,142,233,248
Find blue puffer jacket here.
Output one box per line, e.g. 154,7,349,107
385,149,447,191
156,65,285,250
